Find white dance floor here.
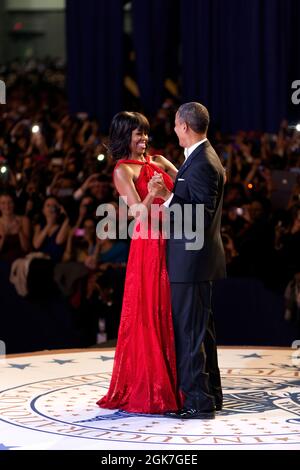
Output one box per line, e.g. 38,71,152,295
0,347,300,450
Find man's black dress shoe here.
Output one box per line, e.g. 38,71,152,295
165,408,215,419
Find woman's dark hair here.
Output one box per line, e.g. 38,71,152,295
109,111,150,160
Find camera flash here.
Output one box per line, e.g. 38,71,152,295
32,125,40,134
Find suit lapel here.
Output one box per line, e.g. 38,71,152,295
176,141,209,180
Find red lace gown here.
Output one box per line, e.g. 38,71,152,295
97,155,183,414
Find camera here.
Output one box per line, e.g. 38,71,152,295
48,204,66,224
49,205,60,215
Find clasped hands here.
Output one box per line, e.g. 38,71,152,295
147,172,171,200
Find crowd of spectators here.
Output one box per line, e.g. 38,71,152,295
1,59,300,345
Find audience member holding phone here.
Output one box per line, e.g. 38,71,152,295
63,217,99,265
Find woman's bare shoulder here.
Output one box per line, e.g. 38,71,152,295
114,162,134,177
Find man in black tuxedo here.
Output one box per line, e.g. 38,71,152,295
152,102,226,419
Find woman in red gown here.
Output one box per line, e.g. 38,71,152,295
97,111,182,414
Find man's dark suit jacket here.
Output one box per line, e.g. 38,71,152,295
166,140,226,283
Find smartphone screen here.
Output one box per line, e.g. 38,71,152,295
74,228,85,237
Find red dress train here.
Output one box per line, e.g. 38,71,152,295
97,155,182,413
